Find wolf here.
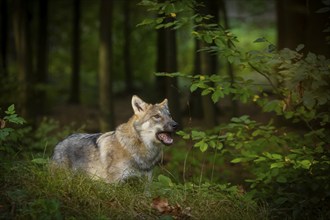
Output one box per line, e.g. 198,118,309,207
52,95,178,183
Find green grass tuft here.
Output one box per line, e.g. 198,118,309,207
0,161,269,219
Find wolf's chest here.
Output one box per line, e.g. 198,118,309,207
130,147,162,172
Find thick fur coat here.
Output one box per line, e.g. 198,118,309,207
52,95,178,183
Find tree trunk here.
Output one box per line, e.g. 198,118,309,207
156,16,181,124
189,39,203,118
200,42,217,128
13,0,33,118
220,0,238,117
0,0,8,78
198,0,219,128
276,0,330,57
36,0,48,115
99,0,114,131
123,1,133,93
165,22,181,124
69,0,81,104
156,22,167,99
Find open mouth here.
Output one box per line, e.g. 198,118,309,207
156,131,174,145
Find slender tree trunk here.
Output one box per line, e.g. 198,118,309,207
200,42,217,128
0,0,8,77
165,23,181,124
13,0,33,118
99,0,114,131
198,0,218,127
156,21,167,99
69,0,81,104
156,15,181,124
189,39,203,118
36,0,48,115
220,0,238,117
123,1,133,93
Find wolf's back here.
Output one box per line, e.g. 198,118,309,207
52,133,102,168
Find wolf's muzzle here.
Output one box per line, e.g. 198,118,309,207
156,120,179,146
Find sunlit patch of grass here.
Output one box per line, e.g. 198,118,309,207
0,161,269,219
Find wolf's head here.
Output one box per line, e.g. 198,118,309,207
131,95,178,146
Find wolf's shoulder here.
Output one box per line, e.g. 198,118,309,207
56,133,102,147
66,133,102,141
96,131,116,145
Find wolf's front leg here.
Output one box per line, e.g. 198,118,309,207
146,171,153,182
144,171,153,196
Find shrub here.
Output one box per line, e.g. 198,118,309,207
0,105,26,158
139,0,330,218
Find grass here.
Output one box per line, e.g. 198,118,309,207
0,160,269,219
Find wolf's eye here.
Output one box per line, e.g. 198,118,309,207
153,114,161,120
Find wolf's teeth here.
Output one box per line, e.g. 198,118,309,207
157,132,173,145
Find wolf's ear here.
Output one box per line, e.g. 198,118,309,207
159,98,168,107
132,95,148,115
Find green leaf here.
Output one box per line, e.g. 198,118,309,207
176,131,190,139
195,15,203,23
136,18,154,27
254,156,266,163
4,115,26,125
194,140,208,152
209,75,221,82
271,154,283,160
216,142,223,150
270,162,284,169
190,83,199,92
5,104,15,115
254,37,266,43
211,90,224,103
303,91,316,109
155,24,164,29
156,17,163,24
191,130,205,140
200,142,208,152
0,128,11,140
263,100,282,113
203,35,213,44
231,158,244,163
299,160,312,169
201,88,212,96
158,175,173,186
276,176,287,183
252,130,261,137
209,140,216,148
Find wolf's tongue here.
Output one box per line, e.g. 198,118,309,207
157,132,173,145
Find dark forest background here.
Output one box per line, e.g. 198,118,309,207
1,0,329,131
1,0,330,219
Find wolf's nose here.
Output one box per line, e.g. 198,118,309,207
171,122,179,130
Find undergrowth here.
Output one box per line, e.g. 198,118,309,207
0,161,268,220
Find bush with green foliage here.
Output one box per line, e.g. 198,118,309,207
0,105,83,160
0,105,26,157
139,0,330,218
